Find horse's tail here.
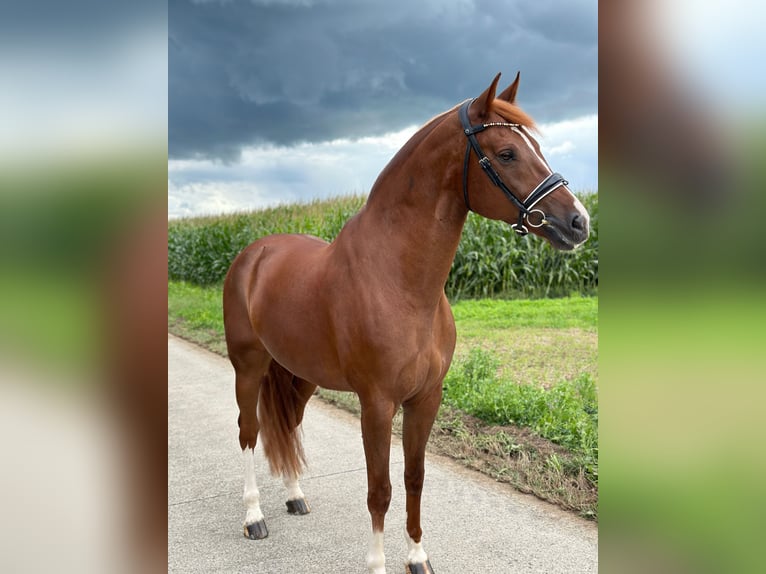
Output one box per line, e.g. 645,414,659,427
258,360,307,478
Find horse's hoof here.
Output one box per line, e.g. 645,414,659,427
285,497,311,515
405,560,435,574
244,519,268,539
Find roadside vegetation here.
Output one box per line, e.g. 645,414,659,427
168,192,598,518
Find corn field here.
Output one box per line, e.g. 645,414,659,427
168,192,597,299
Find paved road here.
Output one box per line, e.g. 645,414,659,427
168,335,598,573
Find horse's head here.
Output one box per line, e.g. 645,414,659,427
459,73,590,250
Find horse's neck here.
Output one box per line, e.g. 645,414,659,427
341,161,467,308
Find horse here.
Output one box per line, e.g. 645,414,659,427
222,72,590,574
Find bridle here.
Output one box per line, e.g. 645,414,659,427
459,98,569,236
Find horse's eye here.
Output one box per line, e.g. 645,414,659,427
498,150,515,162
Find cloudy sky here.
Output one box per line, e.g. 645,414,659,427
169,0,597,218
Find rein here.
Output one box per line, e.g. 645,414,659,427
459,99,568,236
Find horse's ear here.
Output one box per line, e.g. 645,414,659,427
498,71,521,104
474,73,502,120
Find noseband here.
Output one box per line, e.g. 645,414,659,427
459,99,568,236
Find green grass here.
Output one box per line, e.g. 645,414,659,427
168,281,228,355
443,347,598,484
452,297,597,330
451,297,597,387
168,280,224,332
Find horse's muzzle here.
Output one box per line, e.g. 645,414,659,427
541,213,589,251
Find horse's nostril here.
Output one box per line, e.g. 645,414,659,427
571,214,584,231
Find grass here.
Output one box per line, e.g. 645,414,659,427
168,280,598,518
442,348,597,481
168,280,228,356
452,297,597,386
428,406,597,517
452,297,597,330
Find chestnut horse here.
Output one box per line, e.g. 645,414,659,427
223,73,590,574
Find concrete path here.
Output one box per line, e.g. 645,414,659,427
168,335,598,573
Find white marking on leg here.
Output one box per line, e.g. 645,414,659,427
404,526,429,565
366,530,386,574
242,447,264,525
282,472,305,501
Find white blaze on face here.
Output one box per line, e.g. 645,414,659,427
513,125,553,175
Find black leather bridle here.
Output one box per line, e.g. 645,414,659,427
459,99,569,236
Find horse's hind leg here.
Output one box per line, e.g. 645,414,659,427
233,349,271,539
282,377,316,515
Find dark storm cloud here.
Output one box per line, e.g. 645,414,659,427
170,0,596,160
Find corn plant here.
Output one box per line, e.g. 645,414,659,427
168,192,597,298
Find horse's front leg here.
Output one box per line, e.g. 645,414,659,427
360,397,396,574
401,385,442,574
